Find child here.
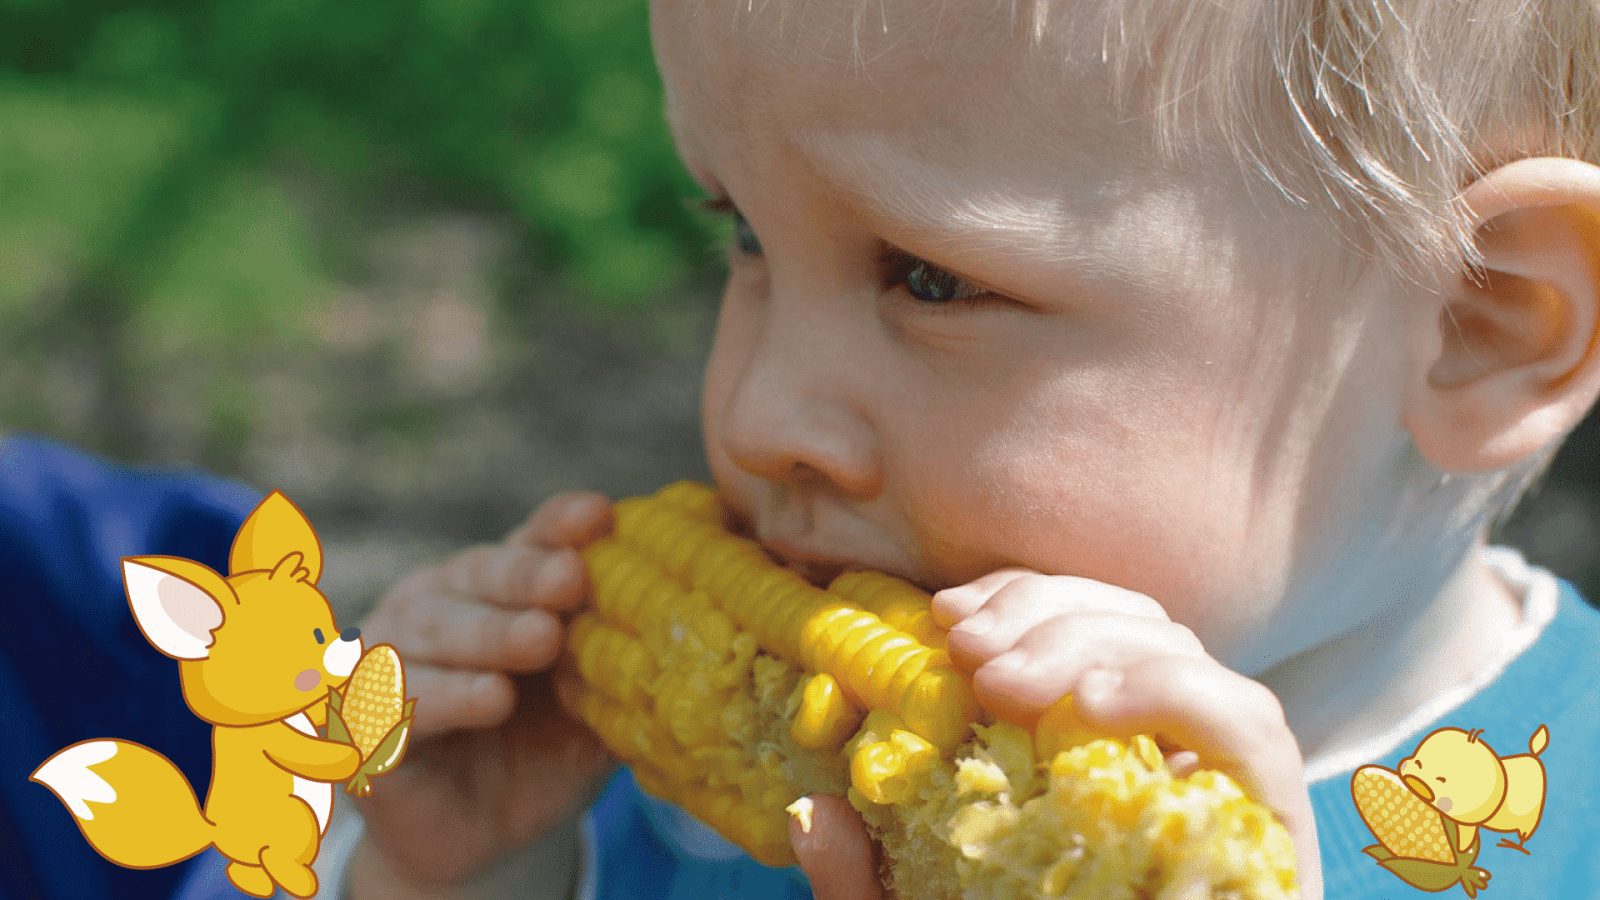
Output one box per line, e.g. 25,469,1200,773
339,1,1600,897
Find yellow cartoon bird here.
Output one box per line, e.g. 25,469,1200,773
1396,725,1549,855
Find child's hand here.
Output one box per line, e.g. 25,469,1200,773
349,492,617,893
934,568,1323,898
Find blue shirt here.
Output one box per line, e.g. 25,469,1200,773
1311,572,1600,897
1,434,258,900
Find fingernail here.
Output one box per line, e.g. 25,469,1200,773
988,650,1028,673
1079,668,1123,703
537,551,575,592
931,584,970,609
510,611,551,645
958,610,995,636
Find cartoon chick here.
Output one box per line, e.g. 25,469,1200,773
1397,725,1550,855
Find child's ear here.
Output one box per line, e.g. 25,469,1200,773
1403,156,1600,473
229,491,323,583
123,556,237,660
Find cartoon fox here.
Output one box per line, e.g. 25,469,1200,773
30,491,364,898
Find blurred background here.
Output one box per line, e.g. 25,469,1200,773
3,0,1597,621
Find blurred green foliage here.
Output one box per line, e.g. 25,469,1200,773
0,0,716,342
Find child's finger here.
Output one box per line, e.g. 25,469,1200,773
394,593,563,672
438,544,587,612
946,581,1172,673
509,491,615,549
404,665,515,740
1069,655,1319,879
790,795,883,900
968,615,1204,721
929,567,1036,627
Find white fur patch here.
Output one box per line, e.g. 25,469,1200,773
32,741,118,820
284,713,332,834
123,561,222,660
323,637,362,677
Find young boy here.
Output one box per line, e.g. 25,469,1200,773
339,1,1600,897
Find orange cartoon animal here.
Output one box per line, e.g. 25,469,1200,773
1397,725,1550,855
30,492,364,898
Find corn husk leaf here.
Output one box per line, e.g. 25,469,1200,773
342,711,414,797
325,691,352,746
1364,819,1486,894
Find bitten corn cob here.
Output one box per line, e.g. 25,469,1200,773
566,482,1298,898
326,644,415,797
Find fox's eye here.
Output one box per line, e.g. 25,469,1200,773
313,628,325,644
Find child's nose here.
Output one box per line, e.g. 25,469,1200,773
341,627,361,642
718,350,880,497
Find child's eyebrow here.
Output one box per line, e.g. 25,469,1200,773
806,129,1224,305
796,129,1111,273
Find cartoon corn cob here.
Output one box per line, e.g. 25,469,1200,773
327,644,415,797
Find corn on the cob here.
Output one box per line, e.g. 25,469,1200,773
1351,766,1455,863
327,643,415,797
565,482,1298,897
343,645,405,757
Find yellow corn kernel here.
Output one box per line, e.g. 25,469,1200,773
1034,695,1104,760
655,480,723,519
851,739,910,805
786,796,815,833
829,570,945,648
568,614,656,706
851,728,938,804
790,673,864,750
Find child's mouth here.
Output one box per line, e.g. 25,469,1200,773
754,539,845,588
779,556,847,589
723,499,936,593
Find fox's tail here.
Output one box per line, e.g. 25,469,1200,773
31,739,213,868
1529,724,1550,756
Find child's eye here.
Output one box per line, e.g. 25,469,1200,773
698,195,763,256
880,248,989,308
313,628,325,645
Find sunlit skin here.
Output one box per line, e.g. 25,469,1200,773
651,1,1539,896
344,2,1600,897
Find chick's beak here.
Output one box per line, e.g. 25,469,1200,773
1402,773,1436,803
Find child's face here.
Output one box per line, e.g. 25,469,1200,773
654,1,1424,672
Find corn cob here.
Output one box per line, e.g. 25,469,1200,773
566,482,1298,897
1350,766,1455,863
326,643,415,797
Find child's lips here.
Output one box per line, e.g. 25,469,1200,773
760,535,940,593
760,537,848,587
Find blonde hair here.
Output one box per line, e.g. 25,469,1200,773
1017,0,1600,290
1009,0,1595,527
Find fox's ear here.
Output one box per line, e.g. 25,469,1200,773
122,556,236,660
268,550,314,584
229,491,322,583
